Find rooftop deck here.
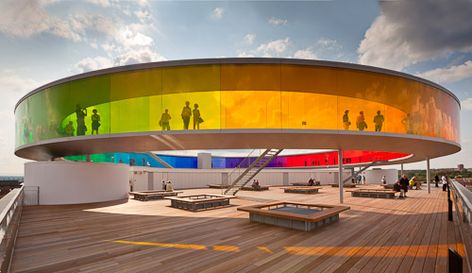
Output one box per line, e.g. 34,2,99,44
11,186,467,273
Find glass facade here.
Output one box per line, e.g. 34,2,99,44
15,62,460,150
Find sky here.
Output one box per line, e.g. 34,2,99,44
0,0,471,175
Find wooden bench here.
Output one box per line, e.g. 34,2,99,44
347,188,397,199
165,194,236,211
383,184,395,190
129,190,182,201
291,182,321,186
207,184,229,189
330,183,356,188
238,202,350,231
283,186,322,194
240,185,270,191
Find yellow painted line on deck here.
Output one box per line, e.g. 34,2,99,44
213,245,240,252
112,240,207,251
111,240,451,258
257,246,273,254
285,244,450,257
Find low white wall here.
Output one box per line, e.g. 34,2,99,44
25,161,129,205
130,167,350,191
364,169,398,185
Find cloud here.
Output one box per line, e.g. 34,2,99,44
74,56,113,73
243,34,256,45
0,0,117,42
293,48,317,59
0,73,41,175
85,0,110,7
462,98,472,111
358,0,472,70
211,7,224,20
114,47,165,66
268,17,288,26
257,38,290,57
417,60,472,83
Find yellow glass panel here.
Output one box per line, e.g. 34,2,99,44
221,64,280,91
221,91,281,129
162,65,220,94
110,68,162,100
161,91,220,130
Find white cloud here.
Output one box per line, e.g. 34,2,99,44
243,34,256,45
417,60,472,84
358,1,472,70
74,56,113,73
268,17,288,26
0,73,41,175
0,0,117,43
114,47,165,66
211,7,224,20
237,51,255,57
85,0,110,7
462,98,472,111
293,48,317,59
257,38,290,57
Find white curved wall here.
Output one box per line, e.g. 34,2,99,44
25,161,129,205
364,169,398,185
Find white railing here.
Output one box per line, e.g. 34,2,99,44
23,186,39,206
450,180,472,272
0,186,24,272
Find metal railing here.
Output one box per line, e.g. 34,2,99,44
0,186,24,273
450,180,472,273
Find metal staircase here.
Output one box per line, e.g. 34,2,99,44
224,149,283,196
145,152,173,168
342,160,388,184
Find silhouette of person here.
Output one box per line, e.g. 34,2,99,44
91,109,101,135
75,104,87,135
181,101,192,130
373,110,385,132
160,109,171,131
356,111,367,131
342,110,351,130
193,103,201,130
65,121,74,136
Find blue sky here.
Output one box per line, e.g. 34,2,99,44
0,0,471,174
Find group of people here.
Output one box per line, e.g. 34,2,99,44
161,180,174,192
159,101,203,131
343,110,385,132
66,104,101,136
251,179,261,190
394,174,449,198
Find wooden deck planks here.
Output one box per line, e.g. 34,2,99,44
10,186,468,273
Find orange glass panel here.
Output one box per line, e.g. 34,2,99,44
221,64,280,91
221,91,281,129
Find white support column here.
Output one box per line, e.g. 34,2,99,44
401,164,404,176
338,149,343,204
426,158,431,194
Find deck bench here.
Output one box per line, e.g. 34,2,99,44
240,186,270,191
347,188,397,199
283,186,322,194
291,181,321,186
207,184,229,189
238,202,350,231
166,194,236,211
130,190,182,201
330,183,356,188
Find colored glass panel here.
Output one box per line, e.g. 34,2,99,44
15,62,461,151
